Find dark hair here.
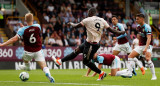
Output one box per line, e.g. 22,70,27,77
88,7,97,16
112,15,118,19
136,13,145,18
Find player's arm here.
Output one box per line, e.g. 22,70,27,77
91,64,103,77
84,68,92,77
0,35,19,47
67,22,83,28
107,27,125,35
143,34,151,55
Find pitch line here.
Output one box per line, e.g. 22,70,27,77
0,81,127,86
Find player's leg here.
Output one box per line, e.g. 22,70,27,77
52,42,84,66
36,50,55,83
121,50,140,78
145,51,157,80
19,51,33,71
83,42,106,80
111,56,121,76
133,57,145,75
112,43,121,55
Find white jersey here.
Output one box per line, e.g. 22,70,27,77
80,16,109,43
133,38,139,49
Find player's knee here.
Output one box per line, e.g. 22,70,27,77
83,60,89,65
74,47,81,54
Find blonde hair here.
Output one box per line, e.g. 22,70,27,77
25,13,33,23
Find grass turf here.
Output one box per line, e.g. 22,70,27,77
0,68,159,86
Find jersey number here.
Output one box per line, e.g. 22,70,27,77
95,23,100,31
29,33,36,43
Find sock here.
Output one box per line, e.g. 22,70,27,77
133,58,143,68
61,52,79,62
25,62,30,70
43,67,51,75
147,60,156,76
116,70,127,76
127,58,134,72
86,62,101,74
132,61,135,69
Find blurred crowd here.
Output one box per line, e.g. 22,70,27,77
6,0,160,47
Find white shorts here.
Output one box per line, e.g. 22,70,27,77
134,45,153,55
22,49,45,61
113,42,132,53
111,56,121,69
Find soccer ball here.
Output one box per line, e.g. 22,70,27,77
19,72,29,81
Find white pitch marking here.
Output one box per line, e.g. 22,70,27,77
0,81,127,86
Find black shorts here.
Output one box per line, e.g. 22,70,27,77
78,41,100,64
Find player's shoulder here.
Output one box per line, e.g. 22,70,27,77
144,23,151,28
32,24,41,27
117,23,123,27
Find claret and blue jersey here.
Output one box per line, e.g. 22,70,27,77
113,23,128,44
17,24,42,52
137,23,153,46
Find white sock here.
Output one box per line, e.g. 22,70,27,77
133,58,143,68
58,59,62,64
116,70,127,76
24,62,30,70
132,61,135,69
147,60,156,76
127,58,134,72
43,67,51,75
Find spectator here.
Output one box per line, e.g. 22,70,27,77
81,35,86,43
105,35,112,47
63,35,69,46
75,36,81,46
13,24,20,33
132,21,137,29
93,1,98,8
0,34,3,43
123,16,129,24
44,29,52,39
13,8,20,16
118,15,122,23
130,31,136,41
69,35,76,46
0,7,4,28
43,13,49,22
48,33,56,46
47,4,54,12
122,20,127,29
153,37,159,47
106,10,112,19
128,17,133,25
100,37,106,46
50,15,56,23
86,1,92,8
55,36,63,46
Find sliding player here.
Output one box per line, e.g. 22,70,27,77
52,7,125,81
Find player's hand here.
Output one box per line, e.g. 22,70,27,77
143,48,147,55
0,43,4,47
113,37,117,40
83,75,89,77
67,22,74,26
120,31,125,34
19,23,24,27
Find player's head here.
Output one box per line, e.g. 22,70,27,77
88,7,97,17
112,15,118,25
25,13,34,24
136,33,140,39
136,13,145,24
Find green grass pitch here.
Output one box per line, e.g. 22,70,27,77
0,68,159,86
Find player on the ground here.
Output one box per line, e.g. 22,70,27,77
0,13,55,83
84,53,128,77
52,7,125,81
111,15,145,75
121,13,157,80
